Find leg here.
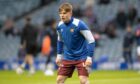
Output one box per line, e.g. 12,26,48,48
26,54,35,74
76,60,90,84
56,75,68,84
137,46,140,62
128,51,133,64
46,53,51,65
123,51,127,63
19,54,33,69
57,60,75,84
79,76,89,84
44,54,54,76
124,51,133,69
123,51,132,69
16,54,28,74
26,44,38,74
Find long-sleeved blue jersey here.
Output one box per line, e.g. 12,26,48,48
57,17,95,60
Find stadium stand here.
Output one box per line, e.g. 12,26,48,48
0,0,140,70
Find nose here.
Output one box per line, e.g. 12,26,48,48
60,14,64,17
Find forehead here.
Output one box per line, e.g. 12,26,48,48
59,10,69,14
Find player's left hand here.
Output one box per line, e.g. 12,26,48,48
85,57,92,67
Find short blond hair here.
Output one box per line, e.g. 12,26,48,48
59,3,73,12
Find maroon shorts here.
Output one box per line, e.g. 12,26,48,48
57,60,89,78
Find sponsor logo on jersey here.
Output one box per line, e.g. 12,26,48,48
70,28,74,32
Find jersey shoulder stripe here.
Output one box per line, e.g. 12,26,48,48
58,21,63,27
72,18,80,27
57,18,80,28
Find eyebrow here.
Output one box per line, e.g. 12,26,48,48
59,11,66,14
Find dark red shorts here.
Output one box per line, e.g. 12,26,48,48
57,60,89,78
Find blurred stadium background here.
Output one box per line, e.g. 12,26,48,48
0,0,140,84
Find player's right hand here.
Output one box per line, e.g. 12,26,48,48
55,57,61,66
55,54,62,66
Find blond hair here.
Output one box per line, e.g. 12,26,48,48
59,3,73,12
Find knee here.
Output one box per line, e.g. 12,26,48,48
56,77,65,84
79,76,89,84
80,79,89,84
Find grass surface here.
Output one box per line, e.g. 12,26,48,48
0,70,140,84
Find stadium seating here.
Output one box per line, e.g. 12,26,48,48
0,0,40,22
0,31,20,61
0,0,140,70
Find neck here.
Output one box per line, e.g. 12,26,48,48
65,17,73,25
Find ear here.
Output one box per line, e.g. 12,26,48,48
70,11,72,16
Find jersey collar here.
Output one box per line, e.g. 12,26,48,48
65,17,73,25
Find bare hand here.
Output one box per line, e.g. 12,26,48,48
84,57,92,67
55,56,62,66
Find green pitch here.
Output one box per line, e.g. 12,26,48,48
0,70,140,84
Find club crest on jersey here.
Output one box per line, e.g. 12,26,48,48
70,28,74,32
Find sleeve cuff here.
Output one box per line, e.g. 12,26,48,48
87,56,92,60
57,54,63,59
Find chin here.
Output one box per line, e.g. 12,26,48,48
63,20,67,23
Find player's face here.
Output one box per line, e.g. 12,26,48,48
59,10,72,23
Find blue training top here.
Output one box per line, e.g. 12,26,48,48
57,17,95,60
